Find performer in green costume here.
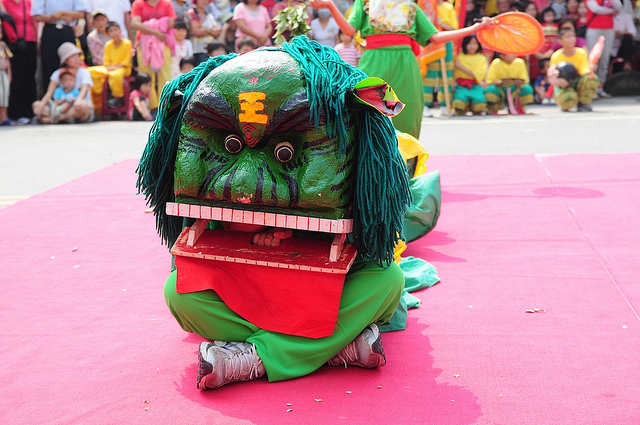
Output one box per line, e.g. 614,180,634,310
138,37,422,389
310,0,494,139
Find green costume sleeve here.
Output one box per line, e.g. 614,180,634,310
414,7,438,47
347,0,364,31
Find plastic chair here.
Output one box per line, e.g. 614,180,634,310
101,76,133,121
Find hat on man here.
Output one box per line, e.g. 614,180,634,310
57,42,83,66
91,9,108,19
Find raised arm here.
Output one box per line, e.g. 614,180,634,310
429,17,493,44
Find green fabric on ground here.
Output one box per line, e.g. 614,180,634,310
164,260,404,382
380,256,440,332
403,170,441,243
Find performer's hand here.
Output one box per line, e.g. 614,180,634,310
476,16,494,31
253,228,293,247
308,0,333,10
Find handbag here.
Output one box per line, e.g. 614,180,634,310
6,1,28,54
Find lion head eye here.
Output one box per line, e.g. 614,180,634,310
274,142,295,163
224,135,244,154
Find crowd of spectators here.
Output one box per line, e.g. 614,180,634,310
0,0,639,125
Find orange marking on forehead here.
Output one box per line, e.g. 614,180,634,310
238,92,268,125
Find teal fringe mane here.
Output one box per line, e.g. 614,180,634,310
282,37,411,267
136,54,237,246
136,37,411,267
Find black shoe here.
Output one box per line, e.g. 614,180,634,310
577,103,592,112
106,97,124,109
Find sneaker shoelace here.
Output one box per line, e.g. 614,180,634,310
222,343,264,382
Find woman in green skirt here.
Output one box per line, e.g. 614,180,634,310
310,0,493,138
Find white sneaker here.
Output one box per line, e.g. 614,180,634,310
423,106,432,117
327,323,386,368
597,88,611,98
197,341,265,390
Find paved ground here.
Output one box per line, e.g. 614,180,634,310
1,96,639,208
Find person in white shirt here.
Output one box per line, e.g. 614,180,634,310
309,8,339,48
86,0,132,40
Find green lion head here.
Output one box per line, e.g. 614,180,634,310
137,37,410,267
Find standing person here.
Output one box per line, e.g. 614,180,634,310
0,22,13,125
585,0,622,97
31,0,87,94
233,0,271,50
334,30,362,66
421,0,459,118
309,8,339,47
309,0,492,138
86,9,109,65
2,0,38,124
171,0,190,21
32,42,94,123
85,0,133,41
217,10,235,52
130,0,176,110
188,0,221,62
171,19,193,78
566,0,580,19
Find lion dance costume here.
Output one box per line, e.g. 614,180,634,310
137,37,439,389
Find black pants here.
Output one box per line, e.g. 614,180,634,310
611,34,635,75
8,41,37,119
40,24,76,92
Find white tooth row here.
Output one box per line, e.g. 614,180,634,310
165,202,354,234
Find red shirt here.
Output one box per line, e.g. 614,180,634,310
586,0,615,30
131,0,176,22
131,0,176,43
1,0,37,42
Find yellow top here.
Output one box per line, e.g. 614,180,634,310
454,53,488,83
550,47,590,76
437,1,459,29
104,38,133,75
487,58,529,84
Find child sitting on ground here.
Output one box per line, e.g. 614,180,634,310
89,22,132,112
45,67,80,124
172,20,194,79
485,52,534,114
452,35,488,115
129,73,153,121
534,58,553,104
333,30,362,67
547,28,599,112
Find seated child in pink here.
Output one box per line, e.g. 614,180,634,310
129,73,153,121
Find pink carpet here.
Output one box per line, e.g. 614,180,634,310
1,154,638,424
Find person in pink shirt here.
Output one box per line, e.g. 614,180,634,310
130,0,176,109
2,0,38,123
232,0,271,50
